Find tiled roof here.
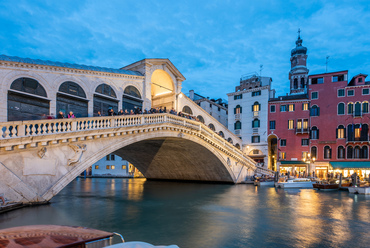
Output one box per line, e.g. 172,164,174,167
0,54,143,76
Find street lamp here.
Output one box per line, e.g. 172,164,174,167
303,153,315,177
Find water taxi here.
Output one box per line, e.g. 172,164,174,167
348,186,370,195
275,178,313,189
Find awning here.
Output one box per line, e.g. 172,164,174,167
280,161,308,166
330,161,370,169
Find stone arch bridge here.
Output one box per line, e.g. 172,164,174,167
0,113,273,204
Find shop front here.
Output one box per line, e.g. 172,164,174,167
330,162,370,180
278,161,308,176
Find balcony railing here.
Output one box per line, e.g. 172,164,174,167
252,128,259,134
252,111,259,117
296,128,309,134
234,113,241,120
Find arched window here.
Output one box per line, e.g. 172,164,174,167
363,101,369,114
234,105,242,114
294,78,298,89
300,78,305,88
94,84,118,116
123,86,142,112
361,146,368,159
235,143,241,149
310,126,319,139
208,123,215,131
218,131,224,138
347,146,353,159
234,121,241,130
324,146,331,159
361,124,369,141
252,101,260,112
8,77,49,121
197,115,205,124
354,146,361,159
57,81,88,118
348,102,353,115
337,146,345,159
336,125,345,139
252,118,260,128
347,124,354,141
354,102,361,117
337,103,345,115
311,146,317,159
182,106,193,115
227,137,233,144
310,105,320,116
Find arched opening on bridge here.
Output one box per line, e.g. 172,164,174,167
182,106,193,115
57,81,88,118
208,123,215,131
151,69,175,110
218,131,224,138
123,85,143,112
197,115,205,124
249,149,265,167
94,84,118,116
8,77,50,121
268,135,278,171
235,143,240,149
227,137,233,144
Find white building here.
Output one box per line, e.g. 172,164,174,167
227,74,275,167
187,90,228,127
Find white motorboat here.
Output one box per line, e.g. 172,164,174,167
348,186,370,195
254,180,275,187
275,178,313,189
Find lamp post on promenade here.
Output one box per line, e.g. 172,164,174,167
303,153,315,177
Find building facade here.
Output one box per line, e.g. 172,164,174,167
268,32,370,179
90,153,142,177
228,74,275,168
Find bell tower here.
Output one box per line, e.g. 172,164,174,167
289,29,309,95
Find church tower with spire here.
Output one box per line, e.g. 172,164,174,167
289,29,309,95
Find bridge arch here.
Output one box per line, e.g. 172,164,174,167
43,129,237,201
151,69,175,110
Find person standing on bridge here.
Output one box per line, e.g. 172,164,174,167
68,111,75,118
57,111,64,119
108,108,115,116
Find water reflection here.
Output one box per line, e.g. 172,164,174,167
0,179,369,248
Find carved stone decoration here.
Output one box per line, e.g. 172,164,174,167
227,157,231,167
37,147,47,158
68,144,87,166
178,132,184,138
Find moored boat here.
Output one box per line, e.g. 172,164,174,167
276,178,314,189
315,179,339,191
348,186,370,195
254,179,275,187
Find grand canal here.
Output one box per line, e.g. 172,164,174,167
1,178,369,248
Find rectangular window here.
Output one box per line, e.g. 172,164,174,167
363,88,369,95
280,152,286,160
95,165,99,169
302,103,308,111
303,119,308,129
253,150,259,155
111,165,115,170
251,136,260,143
288,120,294,129
312,77,324,84
209,103,212,108
355,127,361,139
337,128,345,139
270,120,276,130
311,92,318,99
252,91,261,97
270,105,276,113
280,105,287,112
106,165,110,169
301,139,309,146
253,104,260,112
347,90,354,96
332,74,344,82
280,139,286,146
234,94,243,100
122,165,126,170
297,119,302,129
302,152,308,160
338,89,345,97
289,104,295,112
218,107,220,111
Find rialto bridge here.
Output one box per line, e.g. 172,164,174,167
0,55,273,204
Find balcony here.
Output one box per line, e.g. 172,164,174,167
235,130,241,135
234,113,241,120
253,128,259,134
296,128,309,134
252,111,259,118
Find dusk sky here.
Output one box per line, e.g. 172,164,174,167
1,0,369,100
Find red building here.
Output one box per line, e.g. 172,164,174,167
268,33,370,179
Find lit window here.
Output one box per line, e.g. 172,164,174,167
111,165,115,170
122,165,126,170
253,102,260,112
234,105,242,114
289,104,295,112
302,151,308,159
288,120,294,129
337,125,345,139
106,165,110,169
280,152,286,160
302,103,308,111
95,165,99,169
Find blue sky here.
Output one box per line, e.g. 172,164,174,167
1,0,370,100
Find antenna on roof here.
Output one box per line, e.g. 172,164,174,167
260,64,263,77
325,56,330,73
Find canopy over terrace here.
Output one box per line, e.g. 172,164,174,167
330,162,370,178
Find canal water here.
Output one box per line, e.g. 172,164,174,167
0,178,369,248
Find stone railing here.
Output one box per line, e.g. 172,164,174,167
0,113,271,173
